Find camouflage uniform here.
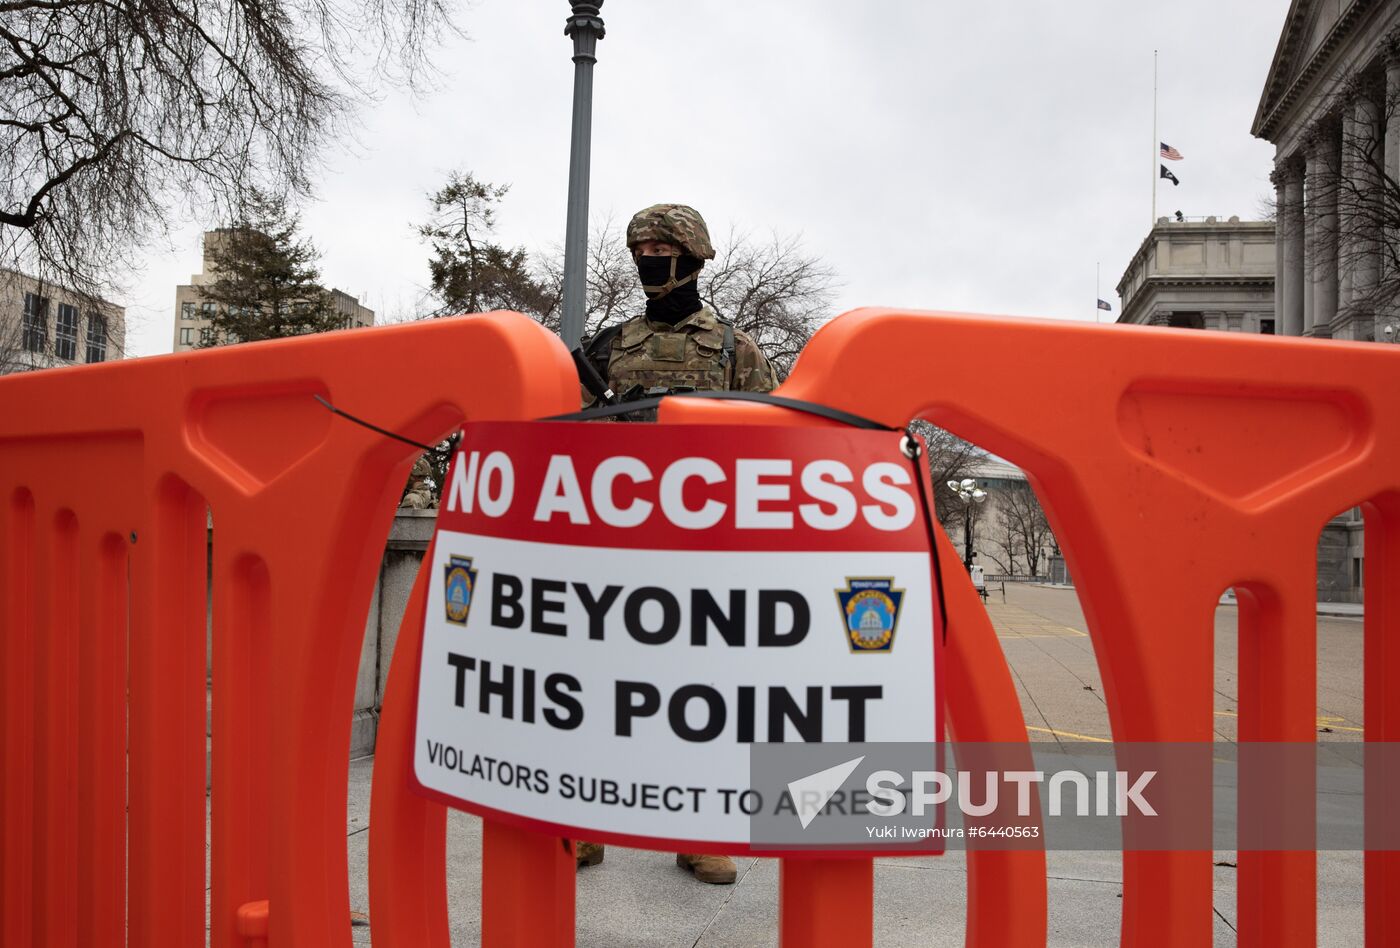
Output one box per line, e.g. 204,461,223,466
400,456,438,509
574,205,766,886
589,305,777,399
581,204,778,408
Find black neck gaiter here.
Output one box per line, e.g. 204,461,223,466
638,254,704,324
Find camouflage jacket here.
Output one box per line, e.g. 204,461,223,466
582,305,777,407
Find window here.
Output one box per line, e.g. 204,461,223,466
22,292,48,352
86,314,107,363
180,327,195,346
1354,557,1363,589
201,301,216,318
181,302,197,320
55,303,78,360
1260,318,1276,335
199,327,218,347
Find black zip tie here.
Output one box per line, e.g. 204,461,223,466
313,395,453,456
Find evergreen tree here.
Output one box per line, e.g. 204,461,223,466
419,171,554,318
198,190,341,345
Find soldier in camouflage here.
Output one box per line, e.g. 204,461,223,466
580,203,777,409
399,456,438,510
575,205,768,886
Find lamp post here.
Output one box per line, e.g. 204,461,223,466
561,2,606,351
946,477,988,570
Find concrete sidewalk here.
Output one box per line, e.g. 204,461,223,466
333,584,1365,945
343,755,1276,947
1034,583,1366,619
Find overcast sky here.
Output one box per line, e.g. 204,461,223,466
121,1,1285,357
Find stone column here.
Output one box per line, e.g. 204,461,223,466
1338,106,1356,310
1348,91,1383,339
1384,46,1400,339
1304,125,1338,337
1274,158,1306,337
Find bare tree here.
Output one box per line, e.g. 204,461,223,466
701,228,836,378
1,0,459,297
532,215,641,339
907,421,985,531
990,480,1055,578
984,504,1021,576
1287,62,1400,335
0,304,28,375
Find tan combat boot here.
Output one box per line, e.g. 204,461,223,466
575,841,604,867
676,853,738,885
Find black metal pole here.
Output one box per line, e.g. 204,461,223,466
963,504,973,570
561,2,605,350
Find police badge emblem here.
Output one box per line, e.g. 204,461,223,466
835,578,904,653
443,556,478,626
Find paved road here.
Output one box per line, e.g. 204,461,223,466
336,583,1363,946
986,584,1365,744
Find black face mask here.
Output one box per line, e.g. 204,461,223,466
637,254,703,323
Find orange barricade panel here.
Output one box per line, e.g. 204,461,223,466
4,307,1398,947
1,313,577,948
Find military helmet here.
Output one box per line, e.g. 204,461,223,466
626,204,716,260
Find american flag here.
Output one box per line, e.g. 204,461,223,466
1097,299,1112,312
1160,142,1183,161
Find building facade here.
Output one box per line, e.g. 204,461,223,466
1115,217,1276,332
1249,1,1400,604
172,229,375,352
1255,1,1400,342
951,456,1058,580
0,267,125,375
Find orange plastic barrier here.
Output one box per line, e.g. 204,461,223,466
4,307,1398,946
372,309,1400,948
0,313,578,947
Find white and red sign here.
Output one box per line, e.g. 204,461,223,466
410,421,942,851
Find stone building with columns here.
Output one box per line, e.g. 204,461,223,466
1115,216,1276,331
1250,0,1399,604
1255,1,1400,343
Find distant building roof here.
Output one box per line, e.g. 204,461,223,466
965,455,1025,481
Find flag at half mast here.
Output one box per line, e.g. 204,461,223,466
1160,165,1180,186
1161,142,1184,160
1097,299,1112,312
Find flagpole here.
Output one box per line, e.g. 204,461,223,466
1152,49,1158,227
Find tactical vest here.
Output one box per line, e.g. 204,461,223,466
586,312,736,398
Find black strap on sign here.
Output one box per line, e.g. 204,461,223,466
314,389,950,641
544,389,896,430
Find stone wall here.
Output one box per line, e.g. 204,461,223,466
351,509,436,756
